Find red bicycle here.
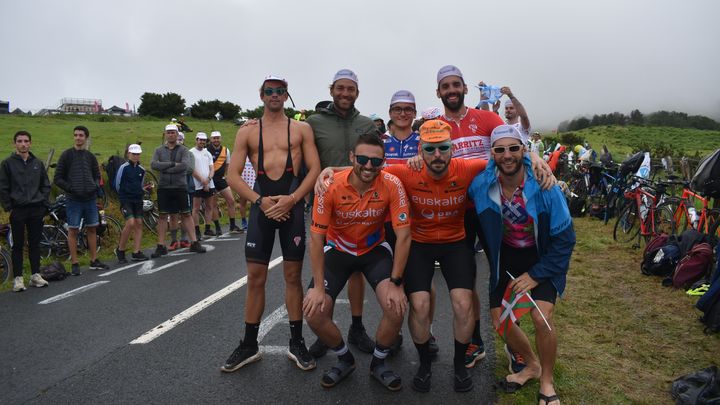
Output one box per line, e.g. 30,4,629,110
613,176,674,247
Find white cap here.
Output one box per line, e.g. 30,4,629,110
165,124,179,132
421,107,442,120
332,69,358,85
436,65,464,84
178,132,185,141
210,131,221,138
390,90,415,106
262,75,288,87
128,144,142,154
196,132,208,140
490,124,524,146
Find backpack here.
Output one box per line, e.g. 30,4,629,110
678,229,709,257
697,246,720,333
671,243,715,289
643,244,682,277
105,155,127,192
40,261,69,281
619,151,645,177
691,148,720,199
671,366,720,405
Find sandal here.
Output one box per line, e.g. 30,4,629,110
497,377,525,393
454,371,473,392
538,392,560,405
370,363,402,391
412,370,432,393
320,360,356,388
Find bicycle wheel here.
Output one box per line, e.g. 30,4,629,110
97,215,122,252
0,247,11,284
39,224,69,259
654,201,677,237
705,209,720,244
142,201,159,236
614,203,641,243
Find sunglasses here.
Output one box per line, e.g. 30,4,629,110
355,154,384,167
422,143,452,154
492,144,523,154
263,87,287,96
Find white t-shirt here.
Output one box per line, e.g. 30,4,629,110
190,147,215,190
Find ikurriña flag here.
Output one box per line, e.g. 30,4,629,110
496,284,534,340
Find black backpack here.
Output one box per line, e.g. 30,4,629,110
40,261,69,281
105,155,127,192
641,234,681,276
691,148,720,199
619,151,645,177
671,366,720,404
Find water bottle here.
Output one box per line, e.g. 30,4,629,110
688,207,699,228
99,209,107,225
639,195,649,221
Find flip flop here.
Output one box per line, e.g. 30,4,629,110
497,377,524,393
538,391,560,405
320,361,355,388
370,363,402,391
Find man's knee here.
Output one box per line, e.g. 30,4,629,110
410,293,431,318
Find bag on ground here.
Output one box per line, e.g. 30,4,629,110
671,365,720,405
697,246,720,333
671,243,714,289
40,261,69,281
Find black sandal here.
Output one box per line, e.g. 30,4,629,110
538,392,560,405
320,361,355,388
370,363,402,391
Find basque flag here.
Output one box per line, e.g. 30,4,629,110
496,284,534,340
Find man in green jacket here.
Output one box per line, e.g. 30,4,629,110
305,69,380,357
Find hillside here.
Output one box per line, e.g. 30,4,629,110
0,115,240,167
554,125,720,161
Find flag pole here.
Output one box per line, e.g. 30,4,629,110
506,271,552,331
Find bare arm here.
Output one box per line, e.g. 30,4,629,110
226,126,257,203
303,231,328,318
501,86,531,131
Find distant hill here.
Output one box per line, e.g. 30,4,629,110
545,125,720,162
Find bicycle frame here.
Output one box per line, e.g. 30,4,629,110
674,188,713,233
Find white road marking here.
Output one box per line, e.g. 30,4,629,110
98,261,145,277
130,256,284,345
258,305,288,342
38,281,110,305
138,259,189,275
258,345,288,355
205,238,241,242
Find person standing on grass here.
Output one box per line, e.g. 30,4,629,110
150,125,206,257
53,125,110,275
0,130,51,291
469,124,575,405
114,144,150,263
207,131,243,235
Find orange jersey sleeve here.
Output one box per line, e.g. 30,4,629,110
381,171,411,230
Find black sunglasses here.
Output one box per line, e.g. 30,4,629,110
355,155,384,167
422,143,452,154
263,87,287,96
492,144,523,154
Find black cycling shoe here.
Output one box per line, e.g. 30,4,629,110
348,325,375,354
309,337,328,359
221,341,261,373
150,244,168,258
287,338,316,371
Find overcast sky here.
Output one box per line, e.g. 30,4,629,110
2,0,719,130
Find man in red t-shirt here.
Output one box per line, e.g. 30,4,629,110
304,132,411,391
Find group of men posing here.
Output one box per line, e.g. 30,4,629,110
215,66,574,404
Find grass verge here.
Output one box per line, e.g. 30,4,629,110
494,216,718,404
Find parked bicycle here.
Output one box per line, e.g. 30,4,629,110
0,223,12,284
659,179,719,236
613,176,674,247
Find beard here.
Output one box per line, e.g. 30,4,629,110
440,91,465,112
426,158,449,176
353,164,379,184
496,156,523,177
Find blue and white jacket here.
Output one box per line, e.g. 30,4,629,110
468,155,576,297
115,161,146,202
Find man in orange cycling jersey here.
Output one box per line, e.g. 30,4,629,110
303,132,411,391
384,120,487,393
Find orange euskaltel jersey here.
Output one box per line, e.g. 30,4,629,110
383,158,486,243
311,168,411,256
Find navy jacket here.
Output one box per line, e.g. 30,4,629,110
468,155,576,297
114,161,146,202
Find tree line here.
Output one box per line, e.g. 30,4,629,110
136,92,308,121
557,110,720,132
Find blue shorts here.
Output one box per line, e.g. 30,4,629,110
66,199,99,228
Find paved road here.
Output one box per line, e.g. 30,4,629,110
1,231,497,404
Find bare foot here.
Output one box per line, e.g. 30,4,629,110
506,363,541,385
538,385,560,405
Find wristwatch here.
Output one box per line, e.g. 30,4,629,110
389,276,403,286
254,196,263,206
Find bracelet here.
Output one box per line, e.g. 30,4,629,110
290,193,297,203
